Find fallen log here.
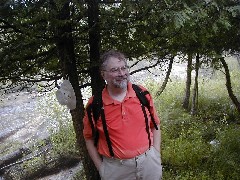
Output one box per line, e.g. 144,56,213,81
0,138,81,179
0,138,51,175
2,153,80,180
0,147,30,169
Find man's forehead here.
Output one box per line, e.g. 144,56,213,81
106,57,126,65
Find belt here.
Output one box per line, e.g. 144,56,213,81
103,147,153,165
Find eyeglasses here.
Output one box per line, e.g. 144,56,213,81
103,65,129,74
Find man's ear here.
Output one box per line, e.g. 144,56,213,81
101,71,105,79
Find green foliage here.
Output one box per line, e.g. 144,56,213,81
210,127,240,179
72,168,87,180
144,61,240,179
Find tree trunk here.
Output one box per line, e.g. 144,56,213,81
86,0,103,179
156,57,174,96
88,0,105,96
52,1,96,179
191,54,200,115
182,54,192,110
236,55,240,68
220,58,240,114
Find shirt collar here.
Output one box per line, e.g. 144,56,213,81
102,82,136,105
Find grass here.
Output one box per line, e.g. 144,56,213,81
144,60,240,180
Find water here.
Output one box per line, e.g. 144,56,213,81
0,92,51,148
0,88,83,179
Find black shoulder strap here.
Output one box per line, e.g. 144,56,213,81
132,84,158,130
100,106,114,157
86,103,95,136
132,84,150,106
86,93,114,157
91,93,102,121
86,92,102,147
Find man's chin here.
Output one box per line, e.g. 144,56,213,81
114,81,128,89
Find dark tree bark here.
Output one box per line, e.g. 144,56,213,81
88,0,105,96
182,54,193,110
156,57,174,96
51,1,96,179
86,0,104,179
191,54,200,115
220,58,240,114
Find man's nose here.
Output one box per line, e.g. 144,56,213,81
118,69,125,75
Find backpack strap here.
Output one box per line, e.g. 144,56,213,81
132,84,159,149
87,93,114,157
132,84,158,130
100,106,114,157
141,102,152,149
86,102,99,146
86,104,95,138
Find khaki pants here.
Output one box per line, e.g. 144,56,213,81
99,147,162,180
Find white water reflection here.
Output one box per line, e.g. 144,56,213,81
0,92,61,151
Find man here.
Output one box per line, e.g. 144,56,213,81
83,50,162,180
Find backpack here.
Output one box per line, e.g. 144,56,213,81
86,84,158,157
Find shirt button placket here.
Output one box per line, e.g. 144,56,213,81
122,105,126,119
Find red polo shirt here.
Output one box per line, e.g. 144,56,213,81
83,82,160,159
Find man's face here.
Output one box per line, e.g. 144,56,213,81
102,57,130,89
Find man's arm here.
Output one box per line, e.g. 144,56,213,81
85,139,102,170
152,124,161,152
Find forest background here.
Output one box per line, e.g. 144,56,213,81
0,0,240,179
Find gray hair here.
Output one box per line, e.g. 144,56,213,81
100,50,127,71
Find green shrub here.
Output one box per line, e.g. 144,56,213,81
144,61,240,180
208,126,240,179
